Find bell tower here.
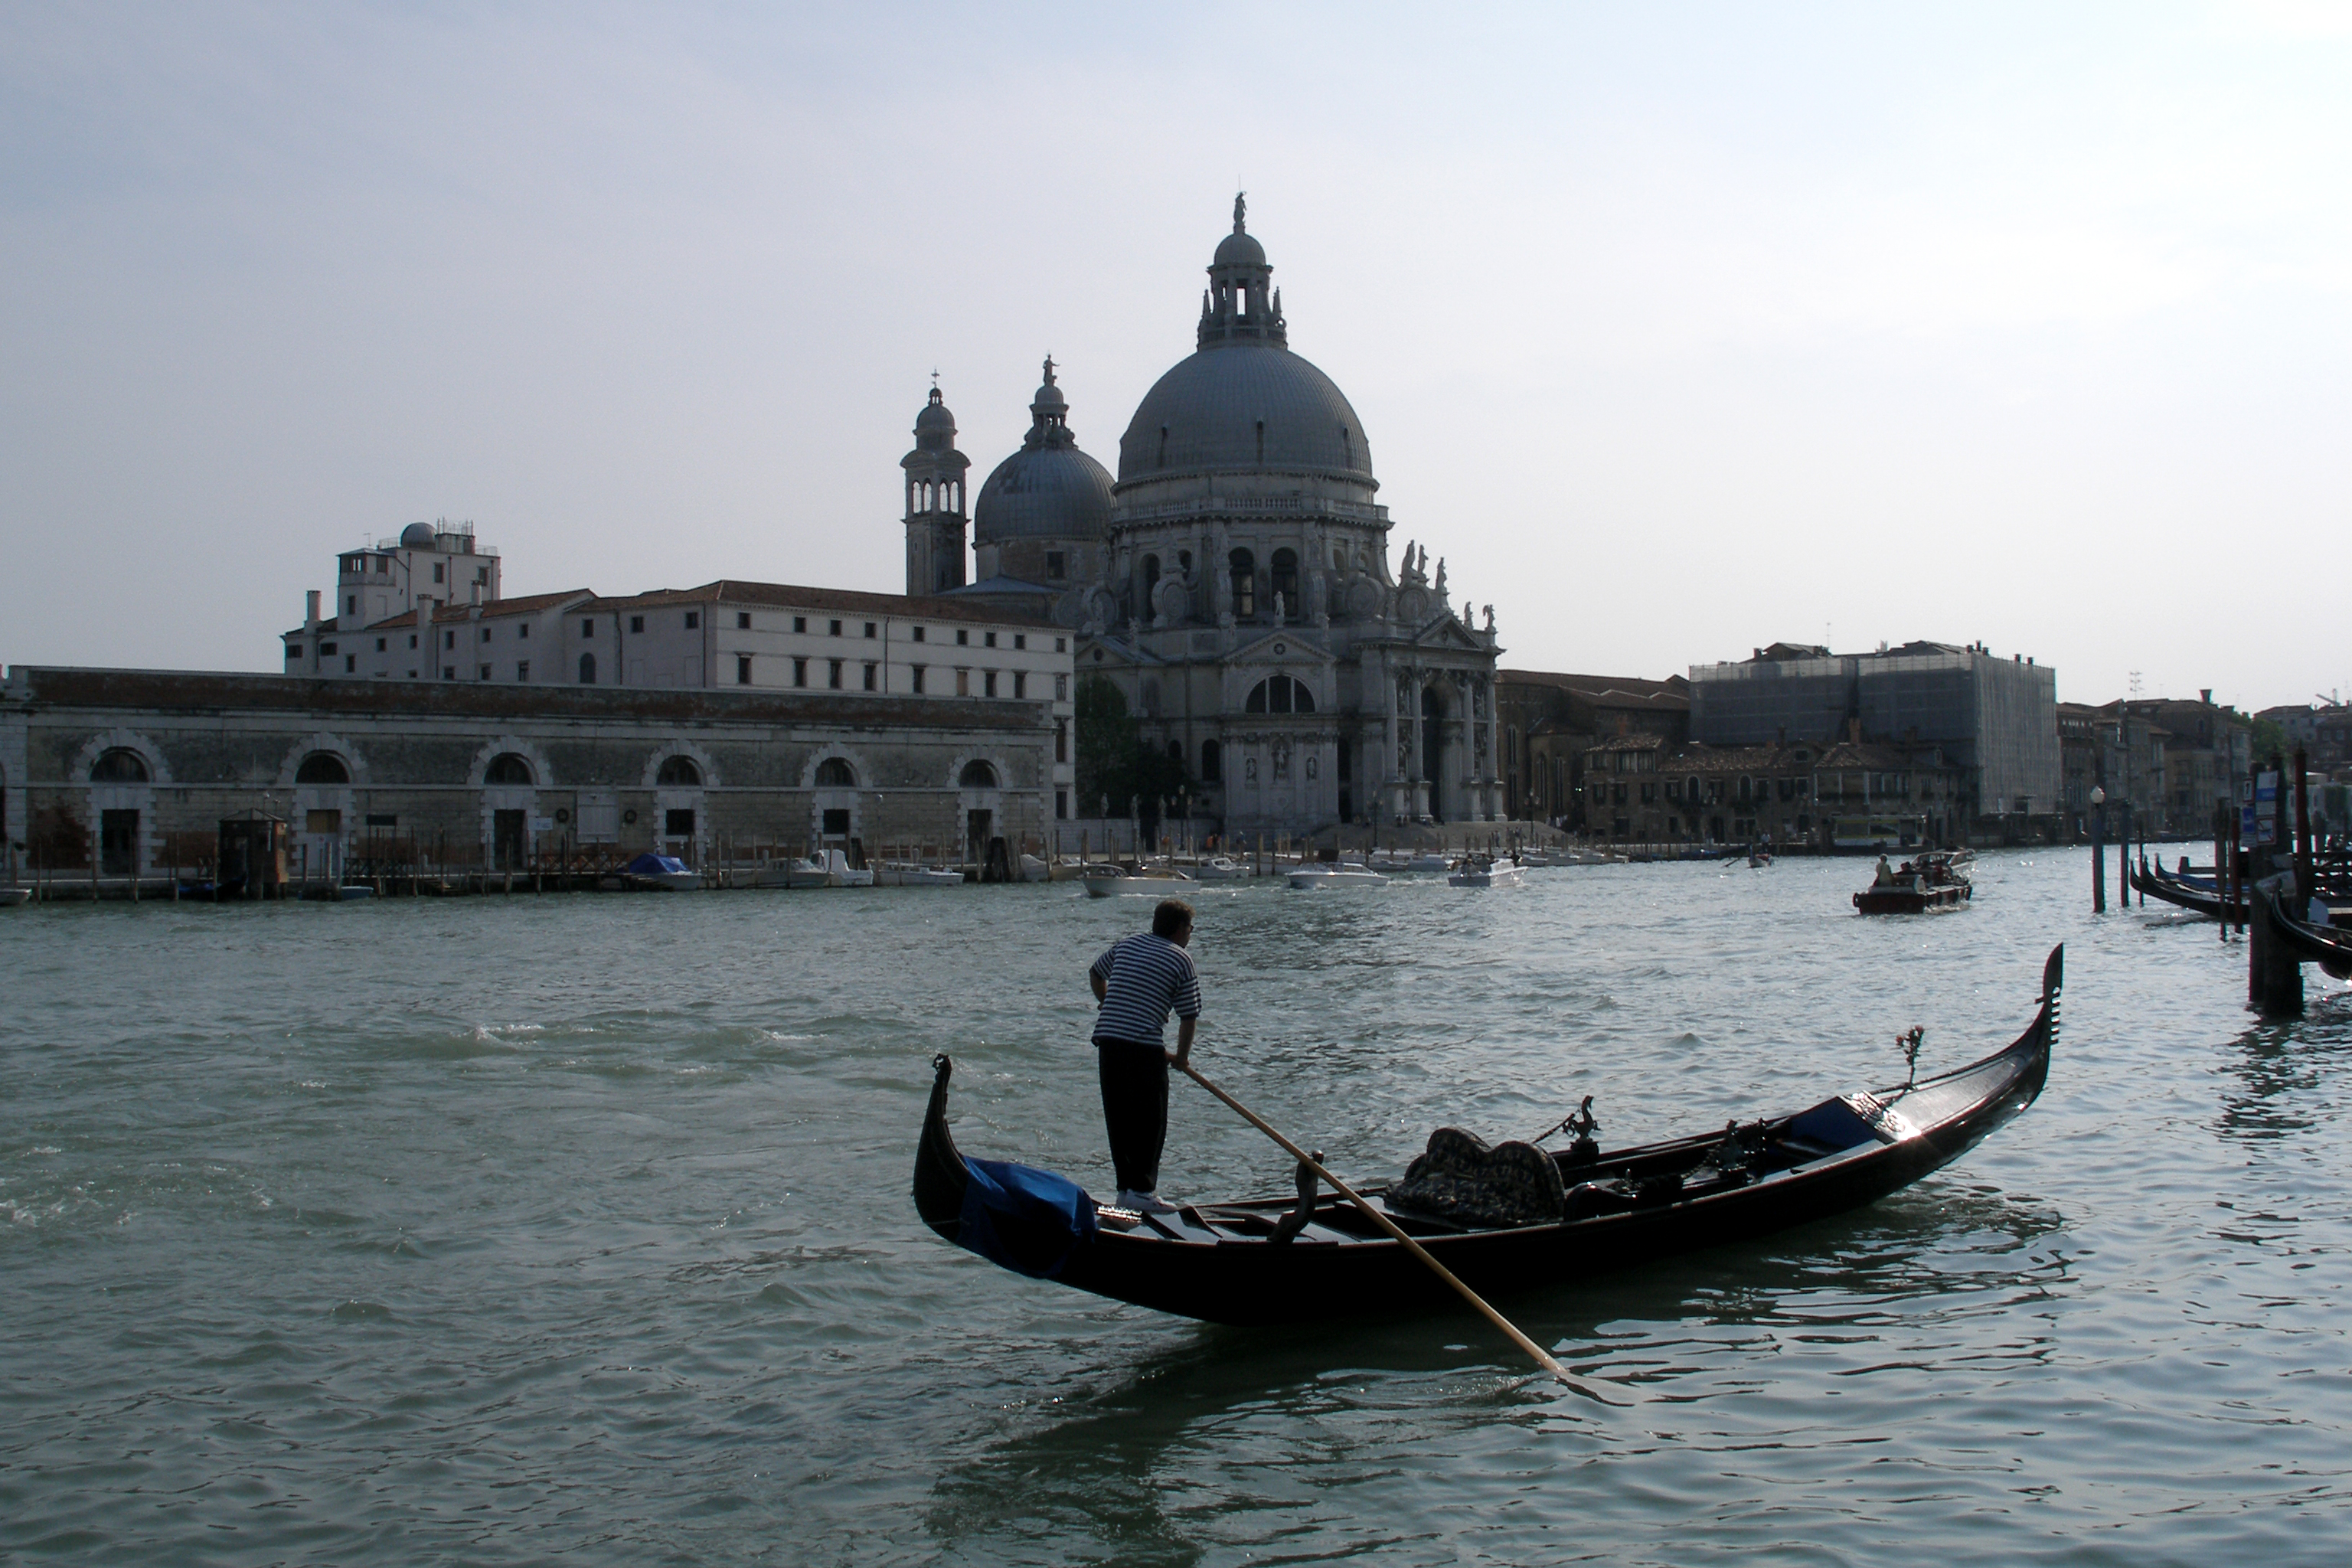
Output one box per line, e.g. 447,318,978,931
901,378,971,595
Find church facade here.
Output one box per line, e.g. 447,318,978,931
900,199,1504,833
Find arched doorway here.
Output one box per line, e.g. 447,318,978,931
1420,686,1446,822
293,750,354,884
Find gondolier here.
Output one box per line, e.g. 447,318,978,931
1088,898,1203,1215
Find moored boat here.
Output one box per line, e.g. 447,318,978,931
913,946,2061,1325
2130,854,2246,923
773,848,875,889
1082,865,1196,898
2255,877,2352,980
1854,850,1971,915
1287,864,1387,890
606,852,701,891
0,887,29,908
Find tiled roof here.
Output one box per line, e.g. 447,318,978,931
1498,669,1690,708
285,590,594,639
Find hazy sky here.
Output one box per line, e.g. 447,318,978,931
5,2,2347,712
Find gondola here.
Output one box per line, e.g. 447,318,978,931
912,946,2060,1326
2130,854,2246,923
2255,878,2352,980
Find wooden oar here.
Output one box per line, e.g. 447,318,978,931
1176,1060,1576,1387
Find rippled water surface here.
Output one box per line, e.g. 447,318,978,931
5,853,2350,1565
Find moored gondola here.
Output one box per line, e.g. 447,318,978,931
2255,878,2352,980
913,946,2060,1326
2130,854,2246,923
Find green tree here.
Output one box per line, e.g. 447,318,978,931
1073,674,1188,824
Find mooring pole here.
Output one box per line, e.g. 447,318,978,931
2091,786,2106,913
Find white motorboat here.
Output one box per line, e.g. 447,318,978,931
1018,852,1053,883
1187,855,1250,880
1081,867,1197,898
1286,864,1387,890
0,887,30,907
1447,854,1525,888
773,848,875,889
875,861,964,887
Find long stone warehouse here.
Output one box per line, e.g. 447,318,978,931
0,667,1057,881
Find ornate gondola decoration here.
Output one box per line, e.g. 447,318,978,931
913,946,2061,1327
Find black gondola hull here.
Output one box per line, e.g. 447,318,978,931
2131,862,2246,923
916,947,2059,1328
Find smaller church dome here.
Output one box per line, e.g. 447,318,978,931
400,521,436,547
974,358,1113,544
1214,227,1266,267
912,384,958,449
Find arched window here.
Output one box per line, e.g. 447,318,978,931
295,753,349,785
1139,554,1160,610
1227,549,1256,619
578,652,596,684
90,749,149,783
484,753,534,786
1243,676,1315,714
958,760,998,789
1270,548,1298,616
1201,739,1222,782
1167,740,1184,771
655,756,701,787
815,758,856,788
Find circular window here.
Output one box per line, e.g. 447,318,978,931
1093,648,1104,662
554,807,571,824
1273,642,1285,655
622,808,639,825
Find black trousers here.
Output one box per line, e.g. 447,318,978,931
1095,1038,1169,1194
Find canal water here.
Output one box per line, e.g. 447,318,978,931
3,854,2347,1565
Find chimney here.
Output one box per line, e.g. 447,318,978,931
2201,688,2213,705
305,589,321,628
1848,717,1862,744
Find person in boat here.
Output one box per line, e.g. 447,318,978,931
1873,855,1896,887
1088,898,1204,1217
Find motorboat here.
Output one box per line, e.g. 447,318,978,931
0,887,29,908
607,852,701,891
876,861,964,887
773,848,875,889
913,947,2061,1326
1853,850,1971,915
1082,865,1197,898
1448,854,1525,889
1286,863,1387,890
1018,852,1053,883
1188,855,1250,880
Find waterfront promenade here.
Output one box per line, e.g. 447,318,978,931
4,853,2347,1563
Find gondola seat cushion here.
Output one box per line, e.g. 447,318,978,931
1389,1128,1566,1228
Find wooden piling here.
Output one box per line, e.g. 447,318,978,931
2249,874,2305,1017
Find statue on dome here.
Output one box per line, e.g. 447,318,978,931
1233,191,1246,230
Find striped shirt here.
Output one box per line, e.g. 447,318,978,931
1089,933,1202,1047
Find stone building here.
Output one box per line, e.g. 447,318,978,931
2060,693,2249,839
1,667,1056,880
908,198,1504,831
1495,670,1690,828
1689,640,2060,839
1579,733,1966,850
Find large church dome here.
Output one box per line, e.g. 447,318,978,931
973,359,1114,544
1115,197,1375,492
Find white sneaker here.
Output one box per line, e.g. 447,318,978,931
1118,1188,1181,1215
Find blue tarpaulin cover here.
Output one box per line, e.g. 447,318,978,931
956,1156,1099,1279
622,853,690,876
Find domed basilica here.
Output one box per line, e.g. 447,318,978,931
897,198,1503,831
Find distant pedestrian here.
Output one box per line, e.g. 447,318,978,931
1088,898,1202,1215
